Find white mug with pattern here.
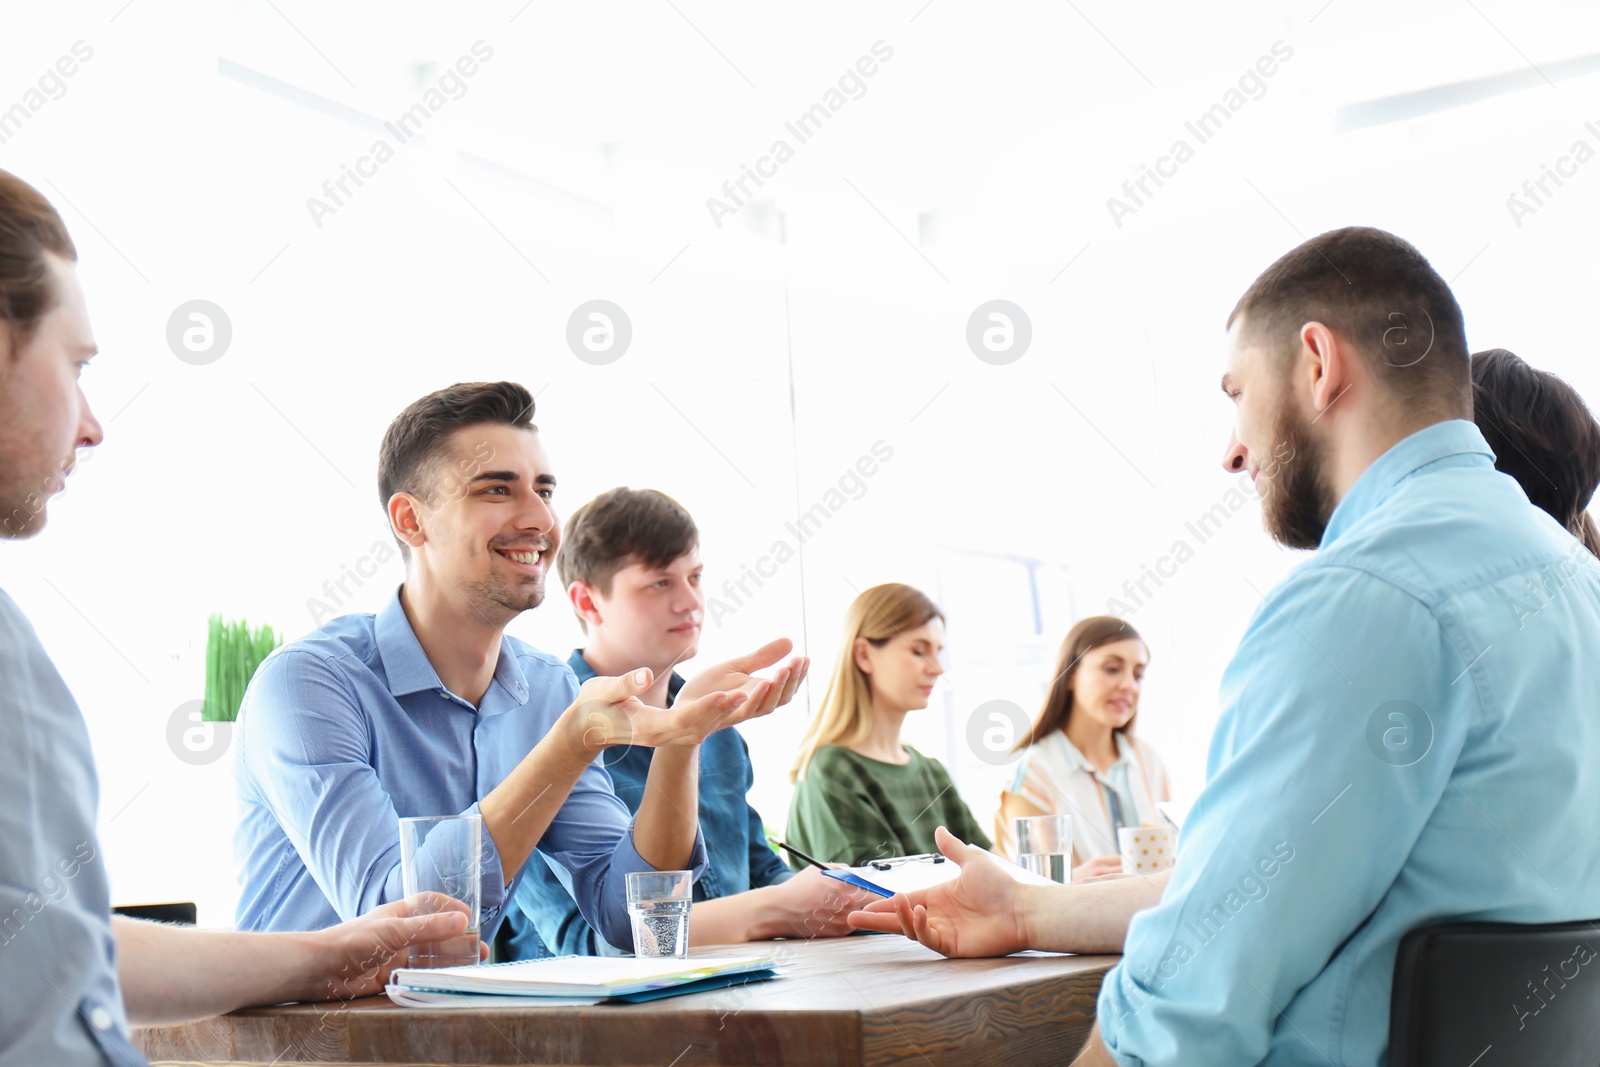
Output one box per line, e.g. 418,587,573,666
1118,825,1176,875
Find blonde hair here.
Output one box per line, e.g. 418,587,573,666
789,583,944,783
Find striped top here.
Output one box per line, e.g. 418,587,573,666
995,729,1170,863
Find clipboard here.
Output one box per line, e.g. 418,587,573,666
823,852,1058,897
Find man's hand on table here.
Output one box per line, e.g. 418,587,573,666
850,825,1174,962
301,893,486,1003
847,826,1037,958
751,866,879,941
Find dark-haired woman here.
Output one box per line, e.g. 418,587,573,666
1471,348,1600,558
996,616,1170,881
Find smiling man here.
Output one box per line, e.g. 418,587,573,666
850,227,1600,1065
233,383,807,950
503,488,864,958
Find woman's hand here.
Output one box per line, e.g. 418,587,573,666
1073,855,1126,882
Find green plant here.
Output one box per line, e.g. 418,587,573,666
204,615,281,722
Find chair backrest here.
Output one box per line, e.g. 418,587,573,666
112,902,197,925
1389,919,1600,1067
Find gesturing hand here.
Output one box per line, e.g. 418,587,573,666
565,667,753,752
677,637,809,721
308,893,484,1003
846,826,1032,958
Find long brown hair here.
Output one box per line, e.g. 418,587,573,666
1012,615,1145,754
1471,349,1600,559
789,583,943,783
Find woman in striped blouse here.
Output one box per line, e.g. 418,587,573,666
996,615,1171,881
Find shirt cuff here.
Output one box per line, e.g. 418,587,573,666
1096,961,1154,1066
614,816,710,880
463,802,507,926
593,819,710,951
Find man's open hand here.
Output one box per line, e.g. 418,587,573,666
564,666,755,752
847,827,1032,958
677,637,809,719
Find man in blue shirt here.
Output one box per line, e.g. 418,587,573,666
503,488,869,957
234,383,808,949
0,168,485,1067
851,226,1600,1065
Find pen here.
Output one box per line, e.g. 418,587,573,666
775,840,830,871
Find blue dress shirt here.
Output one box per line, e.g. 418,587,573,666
504,649,792,958
233,587,706,949
0,588,149,1066
1098,420,1600,1065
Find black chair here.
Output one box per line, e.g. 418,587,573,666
1389,919,1600,1066
112,902,197,925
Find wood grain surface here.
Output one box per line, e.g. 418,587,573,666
136,933,1116,1066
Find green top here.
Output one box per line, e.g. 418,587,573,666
784,744,993,868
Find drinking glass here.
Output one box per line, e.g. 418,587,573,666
399,814,483,968
626,869,693,958
1015,814,1073,884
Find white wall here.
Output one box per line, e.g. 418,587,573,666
2,0,1597,924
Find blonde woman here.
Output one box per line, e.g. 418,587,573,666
785,584,992,866
996,615,1171,881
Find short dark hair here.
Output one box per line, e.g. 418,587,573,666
0,169,77,346
377,382,536,548
1228,227,1469,416
1472,349,1600,558
557,487,698,608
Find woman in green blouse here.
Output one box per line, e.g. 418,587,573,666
785,583,991,866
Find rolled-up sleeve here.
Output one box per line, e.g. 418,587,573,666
526,755,708,951
1098,569,1467,1065
240,650,508,927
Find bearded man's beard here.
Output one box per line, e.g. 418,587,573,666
1261,399,1338,550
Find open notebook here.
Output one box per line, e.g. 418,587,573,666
387,953,777,1008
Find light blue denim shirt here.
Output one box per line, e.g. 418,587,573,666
1099,420,1600,1065
233,587,706,949
0,588,148,1066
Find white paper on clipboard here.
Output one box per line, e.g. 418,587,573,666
824,853,1057,897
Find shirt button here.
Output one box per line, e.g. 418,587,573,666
90,1007,113,1031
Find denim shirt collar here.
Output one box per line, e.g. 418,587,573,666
566,648,685,704
1320,419,1494,548
374,585,530,709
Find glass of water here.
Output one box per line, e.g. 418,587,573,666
1015,814,1072,884
627,869,693,958
399,814,482,968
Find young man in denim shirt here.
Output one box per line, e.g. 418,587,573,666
506,488,870,956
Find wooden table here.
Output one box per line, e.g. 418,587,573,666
136,935,1116,1066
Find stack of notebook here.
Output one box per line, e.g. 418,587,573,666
386,953,779,1008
